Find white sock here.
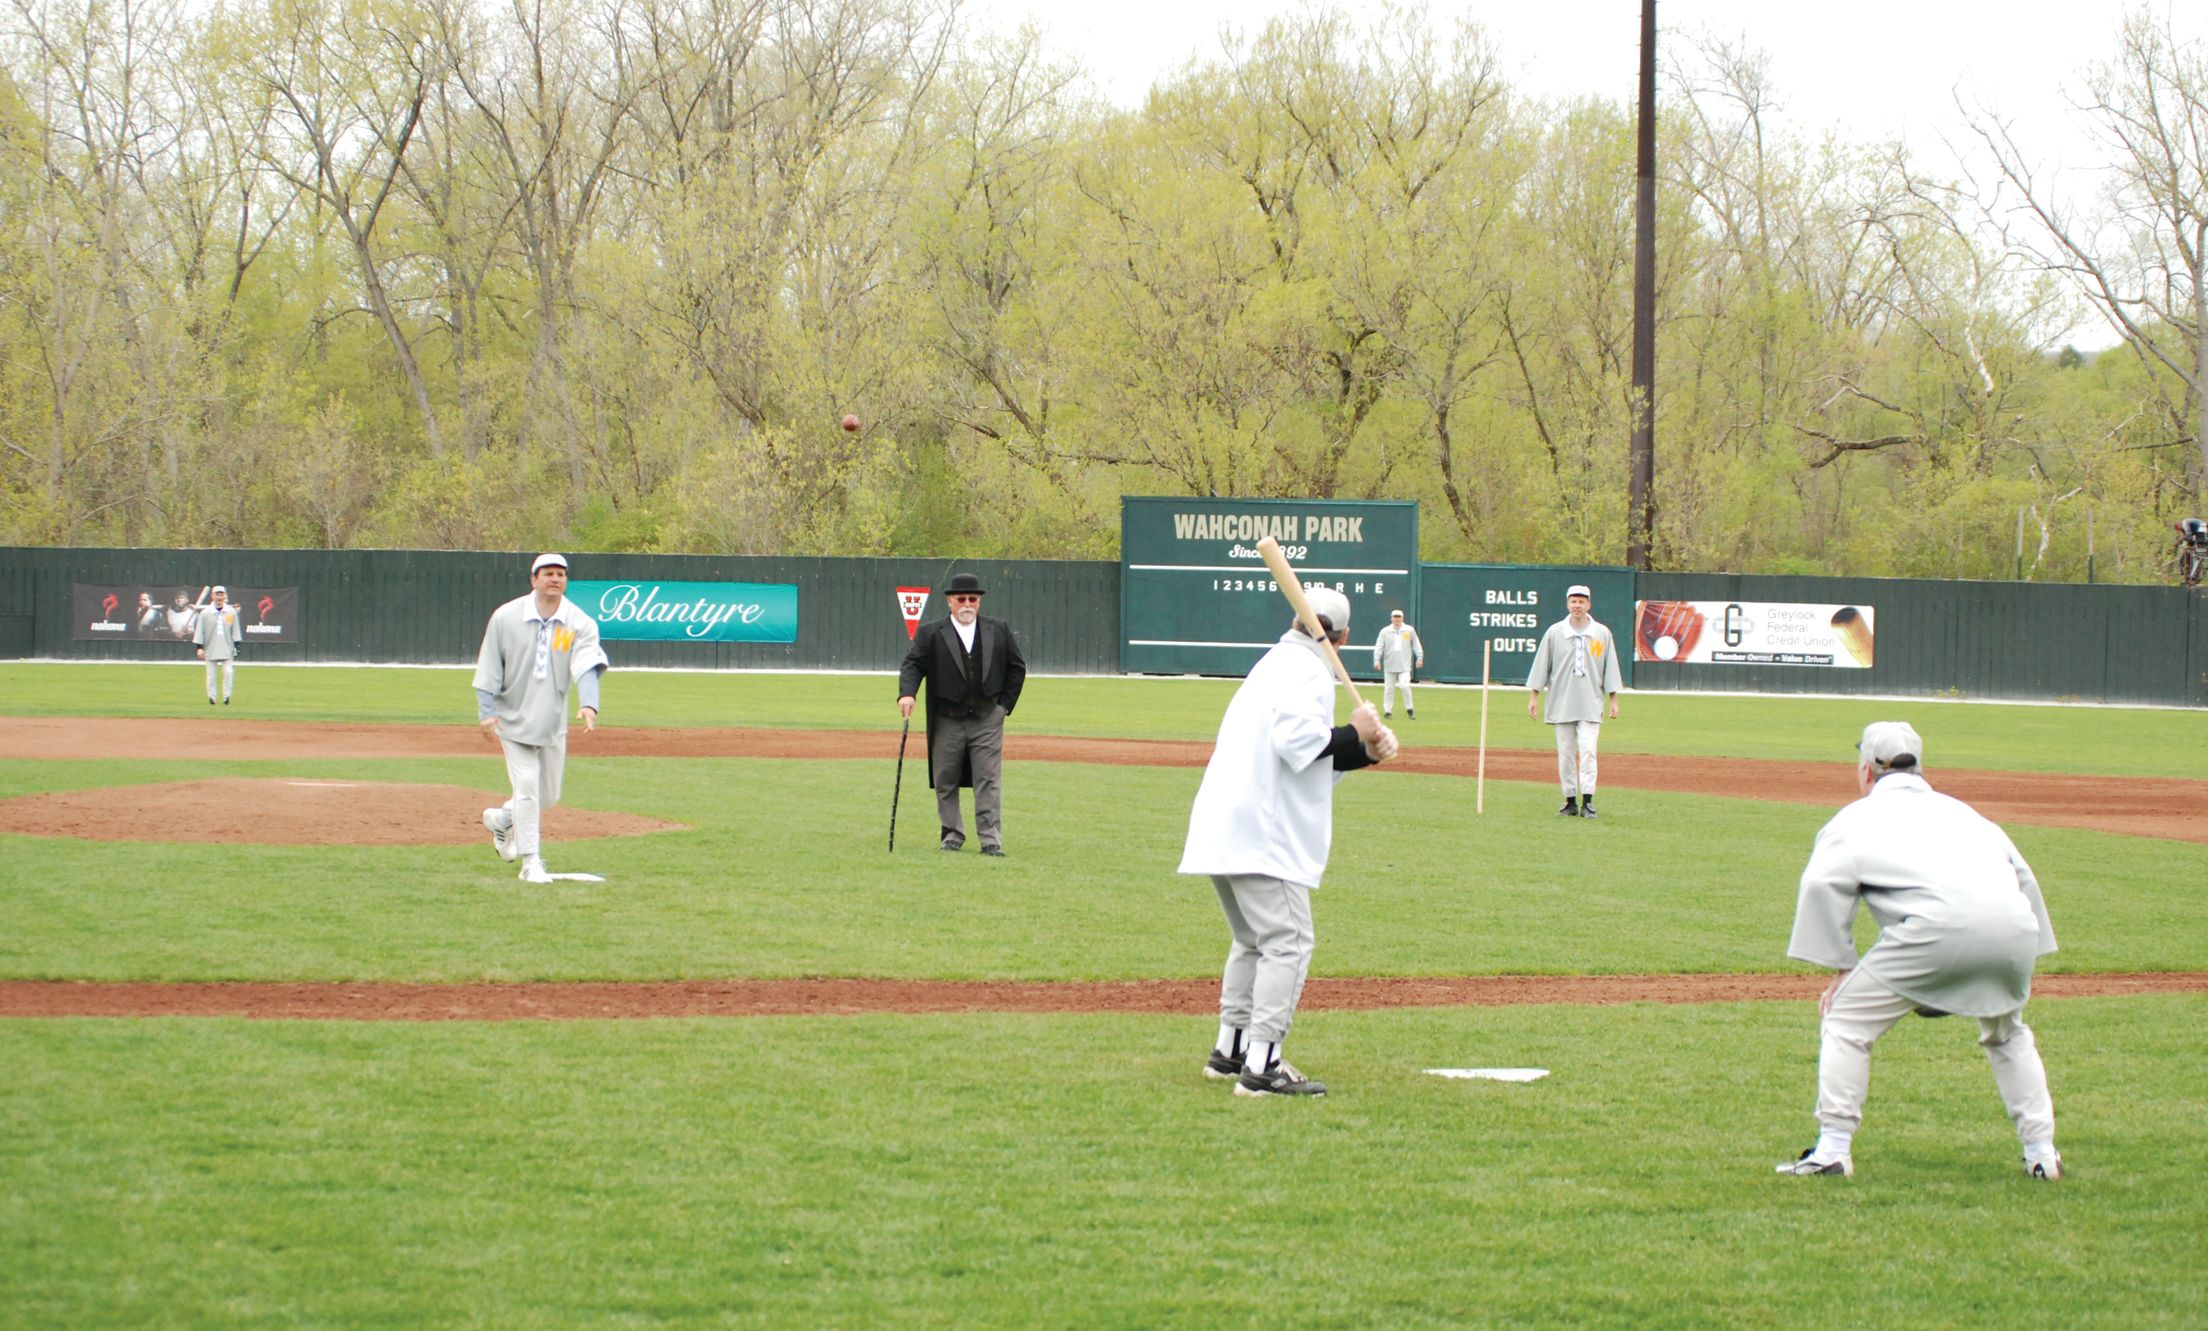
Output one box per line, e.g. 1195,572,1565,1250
1245,1040,1278,1074
1816,1131,1853,1159
1215,1024,1244,1058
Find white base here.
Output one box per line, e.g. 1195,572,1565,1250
543,872,606,882
1425,1068,1550,1082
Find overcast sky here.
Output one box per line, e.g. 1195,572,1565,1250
962,0,2198,175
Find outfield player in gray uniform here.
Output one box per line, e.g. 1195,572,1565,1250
1525,584,1622,817
1777,721,2061,1180
1181,587,1398,1098
472,552,610,884
1371,609,1424,719
192,585,243,705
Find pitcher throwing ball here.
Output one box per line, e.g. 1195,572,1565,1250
472,553,610,885
1777,721,2062,1180
1180,587,1397,1097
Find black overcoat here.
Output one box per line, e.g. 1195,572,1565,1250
897,615,1027,788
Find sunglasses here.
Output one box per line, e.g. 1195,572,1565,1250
950,594,981,603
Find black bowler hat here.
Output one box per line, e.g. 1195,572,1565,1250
943,572,986,596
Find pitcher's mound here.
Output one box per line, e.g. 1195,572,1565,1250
0,778,685,847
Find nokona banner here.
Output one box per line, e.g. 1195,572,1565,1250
1634,600,1876,668
566,580,799,642
73,584,301,643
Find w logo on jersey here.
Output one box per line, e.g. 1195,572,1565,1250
1590,639,1604,658
552,626,576,652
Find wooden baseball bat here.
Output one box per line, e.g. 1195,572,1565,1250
1254,536,1364,705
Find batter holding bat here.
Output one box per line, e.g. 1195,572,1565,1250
1526,584,1622,818
472,553,610,885
1181,544,1398,1098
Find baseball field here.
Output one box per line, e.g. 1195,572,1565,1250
4,662,2205,1328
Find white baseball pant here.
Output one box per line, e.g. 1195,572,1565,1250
1211,873,1315,1045
1382,671,1414,715
1552,720,1600,796
496,734,568,858
1814,968,2055,1146
204,660,234,702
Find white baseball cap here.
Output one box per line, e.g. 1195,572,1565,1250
1390,608,1405,618
1566,584,1592,598
1305,586,1351,634
531,552,569,574
1857,720,1923,769
211,585,227,595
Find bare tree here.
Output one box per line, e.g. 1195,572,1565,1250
1968,12,2208,497
241,0,448,456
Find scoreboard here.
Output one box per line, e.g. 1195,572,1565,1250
1120,497,1419,676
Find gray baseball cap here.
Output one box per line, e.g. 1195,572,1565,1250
1305,586,1351,634
1857,720,1923,768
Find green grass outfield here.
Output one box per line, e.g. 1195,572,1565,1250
3,664,2205,1327
7,1004,2202,1329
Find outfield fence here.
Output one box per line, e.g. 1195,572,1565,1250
3,546,2202,705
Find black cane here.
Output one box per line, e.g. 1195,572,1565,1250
889,713,911,851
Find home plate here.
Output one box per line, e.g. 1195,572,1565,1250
1426,1068,1550,1082
546,872,607,882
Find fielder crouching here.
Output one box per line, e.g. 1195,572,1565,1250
1180,587,1398,1098
1777,721,2062,1180
473,553,610,885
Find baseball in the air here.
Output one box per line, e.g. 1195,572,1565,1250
841,413,861,432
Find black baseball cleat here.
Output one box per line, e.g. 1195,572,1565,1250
1203,1049,1243,1080
980,845,1006,858
222,697,231,705
1407,709,1415,719
1557,797,1580,816
939,840,962,852
1579,796,1597,819
1235,1061,1327,1098
207,697,215,705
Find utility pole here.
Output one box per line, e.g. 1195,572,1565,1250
1627,0,1658,570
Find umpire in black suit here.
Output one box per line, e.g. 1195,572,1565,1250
897,572,1028,855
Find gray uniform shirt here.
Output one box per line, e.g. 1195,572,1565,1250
193,605,243,660
471,594,610,747
1526,617,1622,723
1787,773,2056,1018
1373,624,1424,673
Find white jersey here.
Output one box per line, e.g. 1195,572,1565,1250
193,605,243,660
1178,631,1347,889
1788,773,2056,1017
1527,617,1621,723
471,594,610,747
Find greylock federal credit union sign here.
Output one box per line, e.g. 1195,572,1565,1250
565,580,797,642
1119,496,1419,676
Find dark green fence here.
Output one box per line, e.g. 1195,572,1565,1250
1632,573,2203,706
3,547,2201,705
0,548,1122,673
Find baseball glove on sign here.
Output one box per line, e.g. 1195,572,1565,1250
1636,601,1705,662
